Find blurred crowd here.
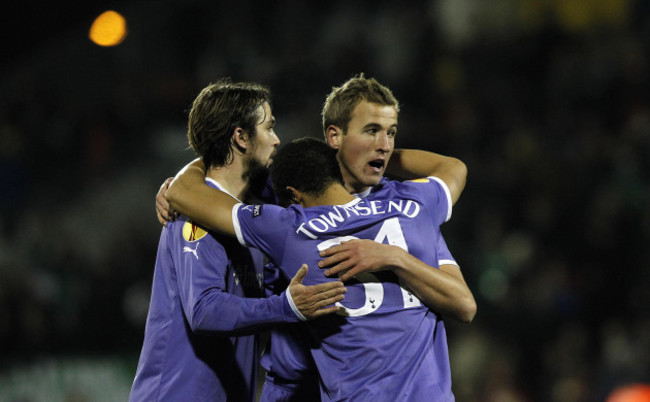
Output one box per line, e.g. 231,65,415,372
0,0,648,400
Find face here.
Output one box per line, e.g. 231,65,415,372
248,101,280,169
328,101,397,193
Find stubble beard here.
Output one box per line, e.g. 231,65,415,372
243,155,271,203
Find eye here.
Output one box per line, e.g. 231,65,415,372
388,130,397,138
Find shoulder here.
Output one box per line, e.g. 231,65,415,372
236,203,291,221
373,176,446,197
376,177,452,223
165,217,229,259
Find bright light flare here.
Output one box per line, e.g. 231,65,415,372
89,10,127,47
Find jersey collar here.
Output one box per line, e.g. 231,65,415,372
205,177,242,202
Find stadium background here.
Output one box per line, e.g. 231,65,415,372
1,1,648,401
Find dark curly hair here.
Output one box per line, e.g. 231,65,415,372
270,137,343,206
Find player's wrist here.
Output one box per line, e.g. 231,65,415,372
284,289,307,322
385,245,408,272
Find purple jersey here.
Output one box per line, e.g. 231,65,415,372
234,177,455,401
130,179,300,402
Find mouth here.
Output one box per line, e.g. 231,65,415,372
267,150,277,165
368,159,385,173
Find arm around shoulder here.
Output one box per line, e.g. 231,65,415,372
166,158,238,236
320,240,476,323
388,149,467,205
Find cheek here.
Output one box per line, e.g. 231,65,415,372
342,150,365,170
261,136,273,151
340,138,367,162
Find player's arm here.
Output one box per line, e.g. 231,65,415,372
386,149,466,205
163,158,238,236
186,269,346,335
165,160,347,323
180,244,345,334
155,159,208,226
319,240,476,323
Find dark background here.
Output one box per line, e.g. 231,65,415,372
1,1,649,401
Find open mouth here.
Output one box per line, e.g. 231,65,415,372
368,159,385,172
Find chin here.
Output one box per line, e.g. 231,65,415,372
362,176,382,187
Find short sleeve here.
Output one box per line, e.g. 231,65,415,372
399,177,452,226
232,203,291,260
436,230,458,268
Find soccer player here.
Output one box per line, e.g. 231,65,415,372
158,74,475,400
161,75,472,319
129,80,346,402
165,136,467,400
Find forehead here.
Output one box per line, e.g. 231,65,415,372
255,102,273,125
349,100,397,127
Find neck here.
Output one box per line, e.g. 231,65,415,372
205,155,250,201
344,182,371,195
301,183,355,208
339,168,372,195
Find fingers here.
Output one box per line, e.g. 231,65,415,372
156,198,176,225
319,284,347,299
312,304,346,318
308,279,346,294
157,212,167,227
288,262,351,320
319,241,355,257
339,269,360,282
318,252,348,269
156,197,169,226
156,178,176,224
323,261,354,277
301,288,346,319
314,289,346,306
290,264,308,285
304,284,346,307
319,244,340,257
310,305,344,318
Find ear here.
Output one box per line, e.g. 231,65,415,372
325,125,342,149
285,186,301,204
233,128,249,151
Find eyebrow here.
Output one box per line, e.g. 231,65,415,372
363,123,397,130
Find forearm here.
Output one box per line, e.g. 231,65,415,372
387,149,467,205
166,159,237,236
189,291,299,336
388,247,476,323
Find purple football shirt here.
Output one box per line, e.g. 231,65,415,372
130,179,300,402
235,177,456,401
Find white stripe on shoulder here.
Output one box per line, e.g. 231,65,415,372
205,177,242,202
428,176,452,222
439,259,459,267
232,203,246,247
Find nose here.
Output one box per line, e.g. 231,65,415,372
376,132,391,153
272,131,280,146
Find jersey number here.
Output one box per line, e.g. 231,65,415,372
316,218,421,317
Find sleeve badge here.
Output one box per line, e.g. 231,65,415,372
182,221,208,242
408,178,430,183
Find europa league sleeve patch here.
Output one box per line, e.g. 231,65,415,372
182,221,208,242
408,178,430,183
253,204,262,217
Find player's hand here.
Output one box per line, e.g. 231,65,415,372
156,177,178,226
319,239,401,282
288,264,346,319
